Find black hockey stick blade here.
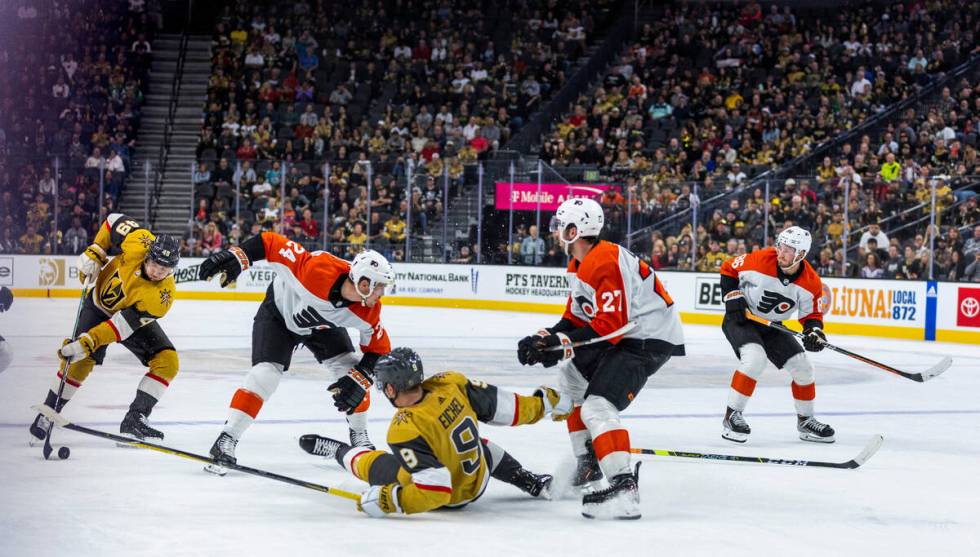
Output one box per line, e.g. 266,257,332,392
631,434,884,470
31,405,360,501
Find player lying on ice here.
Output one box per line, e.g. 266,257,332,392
298,347,569,517
29,213,181,443
197,233,395,474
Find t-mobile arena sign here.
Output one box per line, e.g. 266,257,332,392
494,182,620,210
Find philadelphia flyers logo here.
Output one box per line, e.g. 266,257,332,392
575,295,596,318
757,290,795,314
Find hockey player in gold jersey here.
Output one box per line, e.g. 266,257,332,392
29,213,181,443
299,347,569,516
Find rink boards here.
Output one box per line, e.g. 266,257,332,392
3,255,978,344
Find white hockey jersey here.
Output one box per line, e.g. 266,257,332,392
563,241,684,351
260,232,391,354
720,247,824,325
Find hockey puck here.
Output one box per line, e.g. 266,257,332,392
58,446,71,460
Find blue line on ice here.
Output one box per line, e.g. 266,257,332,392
4,408,979,428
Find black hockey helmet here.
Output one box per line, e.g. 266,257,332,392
375,347,424,395
147,234,180,268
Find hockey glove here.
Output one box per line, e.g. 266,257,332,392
358,484,402,517
198,246,250,287
328,368,373,414
517,335,540,366
78,244,108,285
803,324,826,352
723,291,748,325
58,334,97,364
534,387,572,421
0,286,12,312
533,332,574,363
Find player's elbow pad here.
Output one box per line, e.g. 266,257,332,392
240,233,267,262
720,273,739,294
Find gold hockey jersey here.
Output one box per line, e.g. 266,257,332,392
379,372,551,514
86,213,176,347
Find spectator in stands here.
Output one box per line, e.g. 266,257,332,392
346,221,367,256
452,245,473,264
298,209,319,240
63,217,89,255
964,252,980,282
860,223,890,252
964,225,980,259
200,222,224,256
383,212,406,247
18,225,43,254
520,224,546,265
860,252,884,279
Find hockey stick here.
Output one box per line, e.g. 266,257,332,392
32,404,361,502
745,313,951,383
42,283,91,461
631,434,884,470
543,321,638,351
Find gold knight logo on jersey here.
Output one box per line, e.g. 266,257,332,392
393,410,413,425
159,288,173,307
100,276,125,310
38,258,65,286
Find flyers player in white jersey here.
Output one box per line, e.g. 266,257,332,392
197,232,393,472
719,226,834,444
518,197,684,520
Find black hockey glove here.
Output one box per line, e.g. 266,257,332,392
723,291,748,325
517,335,541,366
328,367,373,414
531,332,574,366
199,247,250,287
0,286,12,312
803,323,826,352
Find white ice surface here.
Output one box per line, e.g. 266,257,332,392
1,298,978,557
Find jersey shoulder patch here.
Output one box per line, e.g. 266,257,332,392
138,276,177,318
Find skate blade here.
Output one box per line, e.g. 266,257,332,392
799,433,835,443
722,428,748,443
29,436,44,448
582,511,642,520
538,483,554,501
204,463,228,476
581,504,642,520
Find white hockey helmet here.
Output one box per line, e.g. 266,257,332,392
776,226,812,266
350,249,395,300
550,197,604,250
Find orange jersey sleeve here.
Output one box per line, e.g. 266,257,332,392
795,262,824,325
349,301,392,354
721,248,775,278
261,232,347,299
